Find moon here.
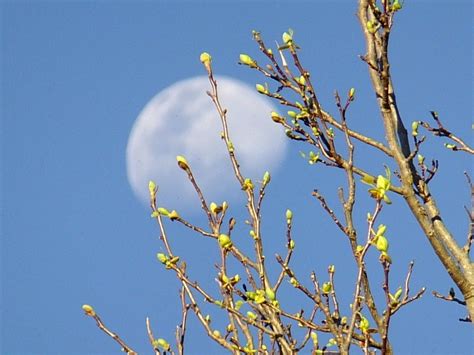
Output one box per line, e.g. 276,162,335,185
126,76,288,213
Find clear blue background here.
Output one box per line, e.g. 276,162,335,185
1,1,472,354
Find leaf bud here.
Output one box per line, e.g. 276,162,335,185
417,154,425,165
157,207,170,216
392,0,402,11
282,30,293,44
242,178,254,191
287,110,297,118
349,87,355,99
218,234,233,249
411,121,419,136
322,282,332,294
148,180,157,197
265,287,276,301
199,52,212,64
156,338,170,351
366,20,377,34
168,210,180,220
235,300,244,310
239,54,257,68
212,330,221,338
286,209,293,224
247,311,257,320
289,239,295,250
157,253,168,264
249,230,257,240
176,155,189,170
394,287,403,300
82,304,96,317
262,171,271,185
376,235,389,253
255,84,267,94
359,316,370,334
199,52,212,73
270,111,284,123
296,75,306,86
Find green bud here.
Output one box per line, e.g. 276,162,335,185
366,21,377,34
82,304,96,317
392,0,402,11
157,253,168,264
417,154,425,165
282,31,293,44
265,287,276,301
287,110,297,118
359,316,370,333
199,52,212,64
247,311,257,320
210,202,218,214
376,235,389,253
289,239,295,250
239,54,257,68
411,121,419,136
286,209,293,223
227,140,234,153
148,180,156,196
310,331,318,347
249,230,258,240
296,75,306,86
263,171,271,185
242,178,254,191
376,224,387,236
235,300,244,310
218,234,233,249
328,265,335,273
157,207,170,216
204,314,211,322
394,287,403,300
212,330,221,338
176,155,189,170
256,84,267,94
156,338,171,351
168,210,180,220
322,282,332,294
290,277,299,287
444,143,456,150
271,111,284,123
349,87,355,99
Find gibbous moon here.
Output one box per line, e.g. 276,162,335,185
126,76,288,213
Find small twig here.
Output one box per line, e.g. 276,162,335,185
312,190,347,236
418,111,474,154
176,286,190,355
83,308,137,355
432,289,466,306
146,317,160,355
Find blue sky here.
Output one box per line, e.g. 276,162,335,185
1,1,473,354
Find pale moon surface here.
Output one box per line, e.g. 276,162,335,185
126,76,288,213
